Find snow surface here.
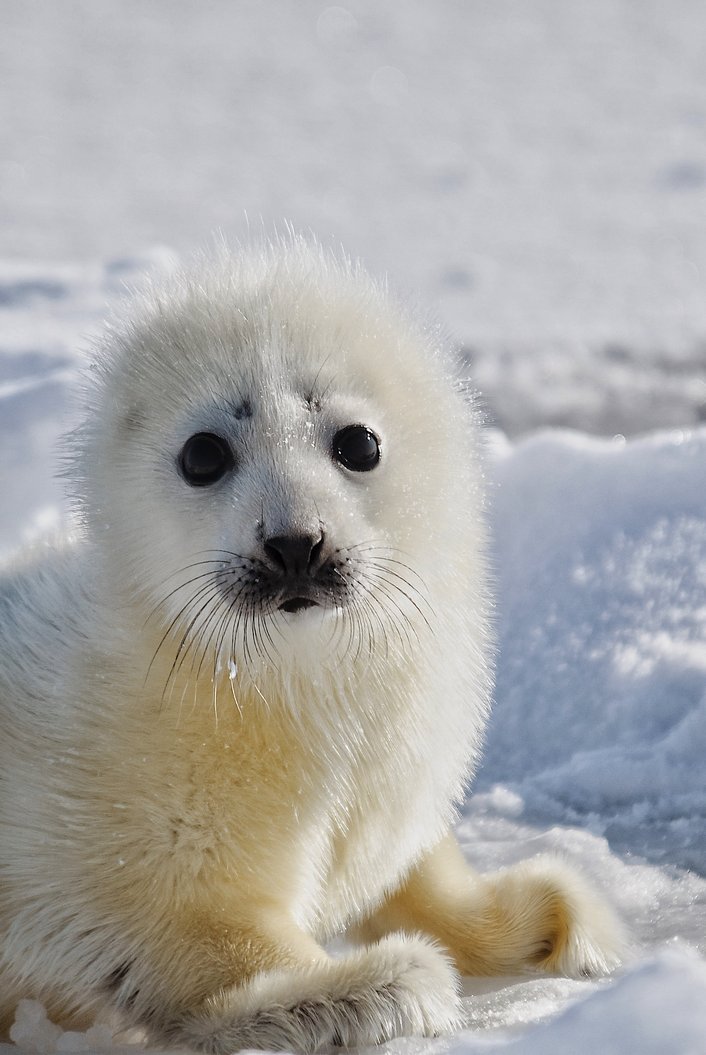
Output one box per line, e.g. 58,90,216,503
2,0,706,1052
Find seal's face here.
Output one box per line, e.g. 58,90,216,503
175,420,382,618
81,246,475,689
142,354,430,685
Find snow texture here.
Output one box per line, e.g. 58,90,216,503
1,1,706,1052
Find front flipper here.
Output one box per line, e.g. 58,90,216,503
157,935,460,1053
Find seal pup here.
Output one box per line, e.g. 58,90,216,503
0,240,622,1051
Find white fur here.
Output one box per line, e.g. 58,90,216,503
173,936,462,1053
0,238,620,1049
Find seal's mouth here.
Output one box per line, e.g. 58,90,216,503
279,597,319,614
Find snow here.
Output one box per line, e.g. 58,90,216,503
481,428,706,873
2,0,706,1052
453,947,706,1053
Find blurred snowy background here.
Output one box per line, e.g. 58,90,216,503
1,1,705,1052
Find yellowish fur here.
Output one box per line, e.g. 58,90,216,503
0,240,622,1051
358,835,623,978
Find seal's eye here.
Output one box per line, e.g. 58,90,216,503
333,425,381,472
179,433,234,486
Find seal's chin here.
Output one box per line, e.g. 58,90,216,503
279,597,319,614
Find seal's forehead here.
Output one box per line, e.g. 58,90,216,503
106,251,433,435
122,278,363,373
206,353,375,427
114,336,374,443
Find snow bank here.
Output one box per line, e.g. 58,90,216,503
450,946,706,1054
479,427,706,874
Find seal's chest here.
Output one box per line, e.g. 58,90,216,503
156,680,447,934
278,733,442,936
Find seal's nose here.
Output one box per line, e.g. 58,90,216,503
263,531,325,576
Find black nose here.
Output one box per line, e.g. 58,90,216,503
263,531,325,576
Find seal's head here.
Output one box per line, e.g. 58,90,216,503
76,240,486,691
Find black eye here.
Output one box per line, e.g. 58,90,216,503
333,425,381,472
179,433,234,487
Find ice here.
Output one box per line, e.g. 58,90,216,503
9,1003,61,1055
451,946,706,1053
6,1006,144,1055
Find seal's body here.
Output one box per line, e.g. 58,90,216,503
0,243,621,1051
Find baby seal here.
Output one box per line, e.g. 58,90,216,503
0,240,622,1051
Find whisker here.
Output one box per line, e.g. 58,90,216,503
143,569,226,630
370,570,435,637
208,589,242,682
331,567,358,659
163,585,225,703
141,535,433,714
146,576,222,688
333,566,379,662
193,595,232,686
365,564,434,624
240,598,257,675
358,588,389,661
147,554,245,600
365,578,418,655
258,613,280,669
363,553,429,591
